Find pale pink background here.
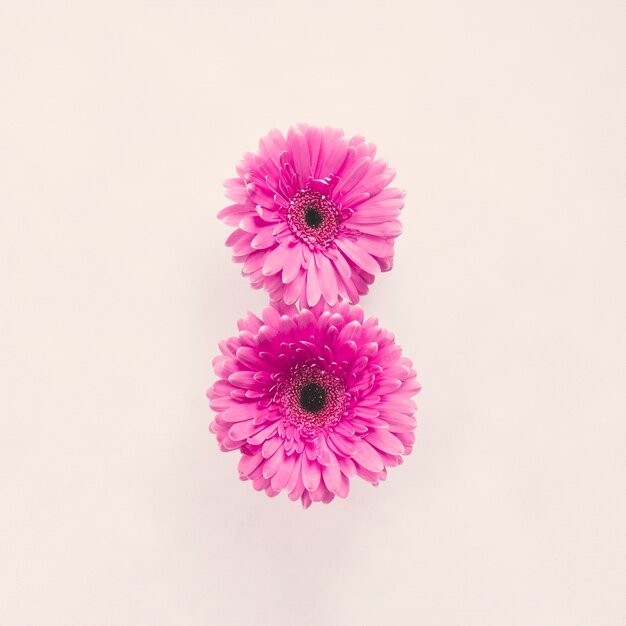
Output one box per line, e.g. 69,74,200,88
1,1,625,625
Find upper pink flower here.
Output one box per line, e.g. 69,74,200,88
219,125,404,307
208,301,420,508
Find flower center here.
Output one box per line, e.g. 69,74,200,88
287,189,339,248
299,382,327,412
304,205,323,229
278,363,346,436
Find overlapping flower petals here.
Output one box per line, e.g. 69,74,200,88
207,301,420,508
218,125,404,307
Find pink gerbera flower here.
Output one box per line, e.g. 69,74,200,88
208,301,420,508
219,125,404,307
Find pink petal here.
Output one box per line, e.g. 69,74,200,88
335,237,380,275
262,244,288,276
287,454,304,496
302,454,321,491
330,251,351,278
328,432,357,456
333,156,371,196
321,452,341,494
262,435,283,459
352,220,403,237
306,258,322,306
246,182,275,208
225,228,247,248
320,133,349,177
352,171,396,197
262,446,286,479
336,473,350,498
306,126,324,177
287,126,311,187
224,182,248,203
250,229,276,249
258,128,287,167
235,346,266,370
243,250,267,274
217,204,252,226
354,235,394,258
228,419,260,441
315,252,338,305
221,403,258,423
284,269,305,304
352,438,384,472
227,371,257,389
247,421,279,445
380,411,417,433
375,378,403,394
338,456,357,478
261,305,281,326
365,429,405,455
238,451,264,477
282,244,303,284
271,452,296,491
337,320,361,344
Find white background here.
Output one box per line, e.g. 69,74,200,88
1,1,625,624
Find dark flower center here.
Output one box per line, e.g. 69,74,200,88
299,382,327,412
278,363,346,436
304,205,324,229
287,189,339,248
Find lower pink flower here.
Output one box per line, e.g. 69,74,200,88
208,302,420,508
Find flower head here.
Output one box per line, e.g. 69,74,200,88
219,125,404,307
208,302,420,508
